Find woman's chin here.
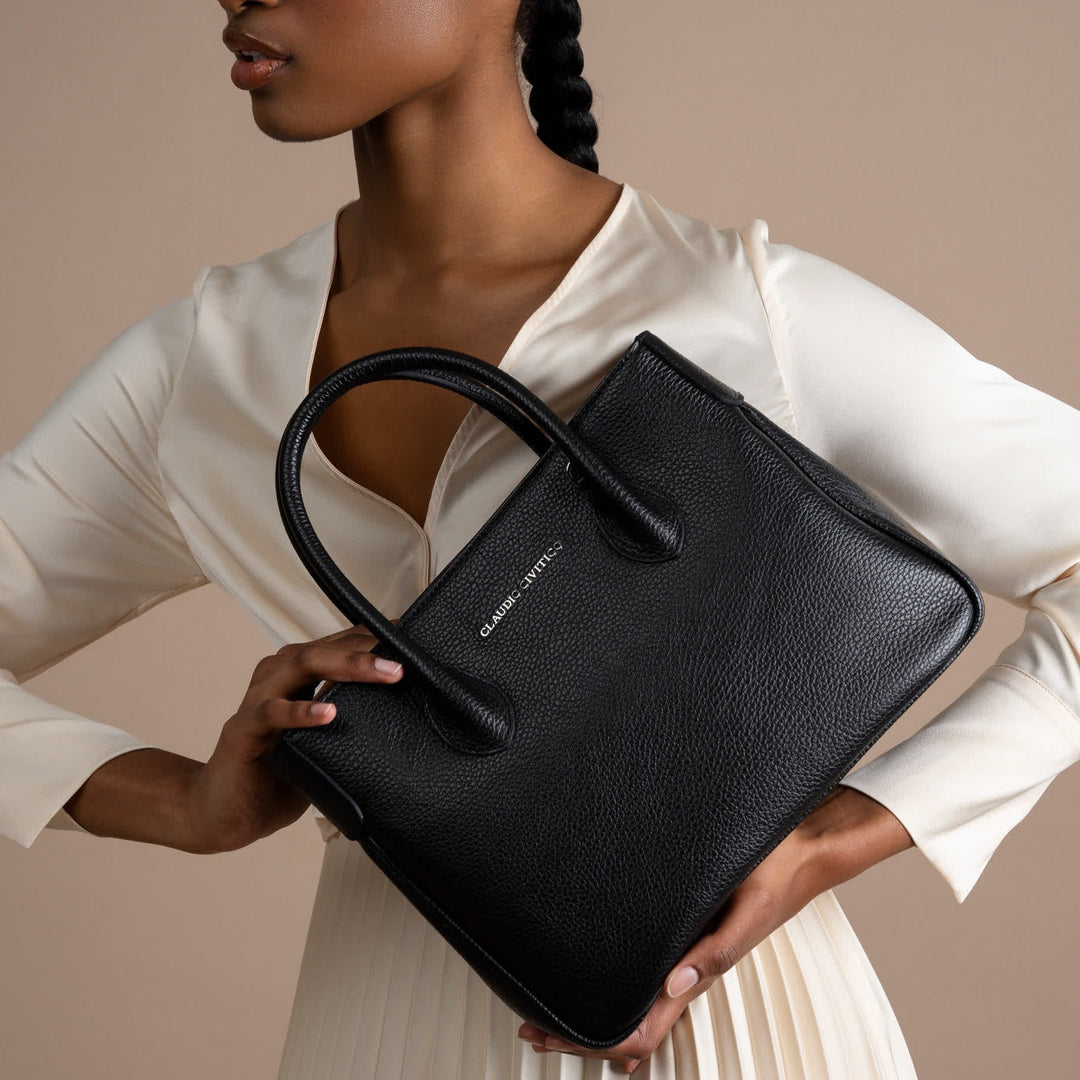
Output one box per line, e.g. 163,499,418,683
247,102,350,145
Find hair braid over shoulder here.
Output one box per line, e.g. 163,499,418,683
515,0,600,173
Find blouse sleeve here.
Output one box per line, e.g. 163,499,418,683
0,270,212,849
738,219,1080,904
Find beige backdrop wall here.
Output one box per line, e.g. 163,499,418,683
2,3,1078,1078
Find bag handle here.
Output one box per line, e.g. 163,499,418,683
275,342,682,753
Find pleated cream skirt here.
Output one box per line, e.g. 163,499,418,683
276,830,918,1080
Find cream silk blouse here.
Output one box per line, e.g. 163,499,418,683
2,180,1079,912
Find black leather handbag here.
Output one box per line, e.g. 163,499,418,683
269,329,983,1049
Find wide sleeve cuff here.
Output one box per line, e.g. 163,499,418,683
841,655,1080,903
0,668,162,848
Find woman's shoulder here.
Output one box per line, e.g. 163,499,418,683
637,186,911,323
196,207,339,310
85,210,337,398
629,183,764,271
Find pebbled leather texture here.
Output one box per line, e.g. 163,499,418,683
268,329,984,1049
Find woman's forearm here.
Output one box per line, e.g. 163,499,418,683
61,753,913,867
795,783,915,887
62,747,207,853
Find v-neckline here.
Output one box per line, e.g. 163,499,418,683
299,180,636,571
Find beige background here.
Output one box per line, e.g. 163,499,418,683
2,2,1078,1077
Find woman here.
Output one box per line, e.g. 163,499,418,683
3,0,1079,1076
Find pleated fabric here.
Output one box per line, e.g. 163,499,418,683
276,832,918,1080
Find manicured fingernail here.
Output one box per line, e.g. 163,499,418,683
309,703,335,719
666,965,699,997
374,657,403,674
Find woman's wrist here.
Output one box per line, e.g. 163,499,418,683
793,783,915,889
63,747,207,852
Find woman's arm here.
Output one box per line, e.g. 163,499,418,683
793,784,914,897
60,747,206,851
739,218,1080,904
0,270,213,850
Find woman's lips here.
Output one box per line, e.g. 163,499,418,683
230,55,291,91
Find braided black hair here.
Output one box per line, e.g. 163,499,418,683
514,0,600,173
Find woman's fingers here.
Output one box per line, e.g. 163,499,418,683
525,1043,643,1070
224,616,412,757
666,845,822,1006
664,826,827,1001
248,637,405,706
514,881,786,1068
224,694,339,745
223,642,407,756
513,793,831,1071
254,617,406,700
217,696,338,761
663,884,776,999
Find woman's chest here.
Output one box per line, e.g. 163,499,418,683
305,279,564,533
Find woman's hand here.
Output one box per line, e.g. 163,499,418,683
517,785,914,1073
181,621,405,854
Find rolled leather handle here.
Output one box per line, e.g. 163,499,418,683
275,341,681,753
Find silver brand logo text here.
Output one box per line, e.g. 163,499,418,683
480,540,564,638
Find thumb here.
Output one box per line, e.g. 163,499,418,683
663,885,774,999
